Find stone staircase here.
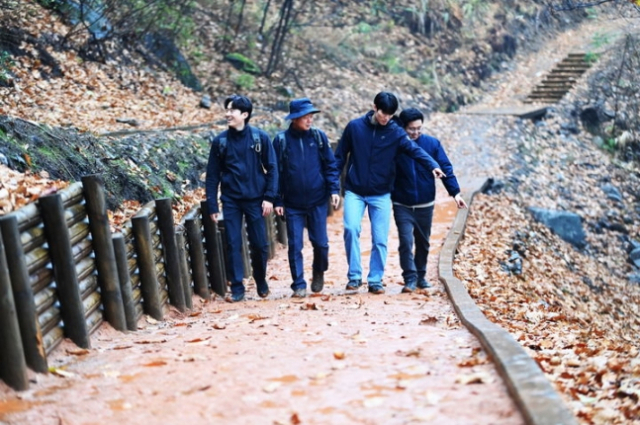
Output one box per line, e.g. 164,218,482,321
524,53,593,104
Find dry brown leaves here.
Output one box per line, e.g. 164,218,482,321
0,165,68,215
454,193,640,423
0,1,223,135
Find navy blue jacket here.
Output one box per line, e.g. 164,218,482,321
205,125,278,214
274,126,340,209
392,134,460,206
334,111,440,196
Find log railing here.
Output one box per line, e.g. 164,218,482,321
0,174,280,391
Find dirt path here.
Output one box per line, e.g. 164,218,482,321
0,191,522,424
3,15,635,425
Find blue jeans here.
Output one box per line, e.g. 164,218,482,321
222,198,269,296
343,191,391,283
392,204,434,284
285,203,329,290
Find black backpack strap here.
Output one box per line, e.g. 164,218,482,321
217,130,228,158
250,126,262,153
311,127,327,168
276,131,286,174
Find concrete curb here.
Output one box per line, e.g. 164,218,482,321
438,177,578,425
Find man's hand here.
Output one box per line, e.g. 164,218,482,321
210,213,219,223
454,193,468,209
331,194,341,210
433,168,445,179
262,200,274,216
275,206,284,216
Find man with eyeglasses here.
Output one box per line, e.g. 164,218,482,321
393,107,467,293
206,94,278,302
334,92,445,295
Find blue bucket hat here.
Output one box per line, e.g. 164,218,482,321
285,98,320,120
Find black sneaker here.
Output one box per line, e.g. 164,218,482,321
226,293,245,303
417,278,432,289
257,282,270,298
368,283,385,294
292,288,307,298
402,279,417,293
345,279,362,290
311,269,324,293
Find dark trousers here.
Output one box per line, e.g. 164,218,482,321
285,203,329,290
392,203,434,284
222,198,269,295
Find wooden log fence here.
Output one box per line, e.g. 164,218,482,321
0,175,281,391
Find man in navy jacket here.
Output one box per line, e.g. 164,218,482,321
274,98,340,297
334,92,445,294
206,94,278,302
393,108,467,293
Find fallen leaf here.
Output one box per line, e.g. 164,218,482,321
49,367,76,378
455,371,492,385
263,382,281,393
144,360,167,367
419,316,439,325
66,348,90,356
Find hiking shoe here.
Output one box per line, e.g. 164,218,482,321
345,279,362,291
225,293,245,303
402,279,417,293
311,270,324,293
368,283,385,294
417,278,432,289
292,288,307,298
257,282,270,298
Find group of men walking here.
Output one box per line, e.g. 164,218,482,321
205,92,466,302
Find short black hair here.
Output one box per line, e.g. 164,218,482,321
373,91,399,115
224,94,253,124
399,108,424,128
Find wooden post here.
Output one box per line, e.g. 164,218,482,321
275,215,288,246
112,234,138,331
0,215,48,373
184,214,210,300
264,214,275,259
81,175,127,331
155,198,186,312
131,213,163,321
200,201,226,297
0,232,30,391
175,231,193,310
39,194,90,348
241,217,251,279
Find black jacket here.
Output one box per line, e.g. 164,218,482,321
274,126,340,209
334,111,440,196
206,125,278,213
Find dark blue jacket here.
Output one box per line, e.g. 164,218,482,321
274,126,340,209
334,111,440,196
205,125,278,214
392,134,460,206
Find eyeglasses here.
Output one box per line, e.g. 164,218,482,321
406,126,422,133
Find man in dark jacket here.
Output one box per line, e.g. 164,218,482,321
206,94,278,302
393,108,467,293
334,92,445,294
274,98,340,298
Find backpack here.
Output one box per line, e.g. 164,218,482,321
275,127,325,174
213,126,262,160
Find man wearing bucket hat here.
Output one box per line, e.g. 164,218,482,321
274,98,340,298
